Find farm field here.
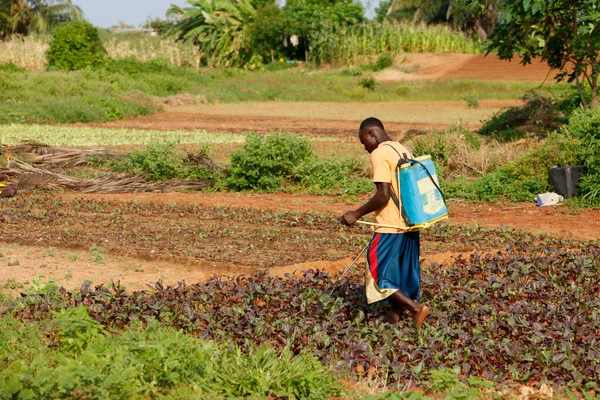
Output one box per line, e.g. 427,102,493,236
1,51,599,398
1,190,599,398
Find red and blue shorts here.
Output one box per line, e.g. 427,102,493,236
365,231,421,304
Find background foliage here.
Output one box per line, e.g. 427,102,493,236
46,20,106,71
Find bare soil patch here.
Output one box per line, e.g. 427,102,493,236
79,100,519,136
378,53,560,82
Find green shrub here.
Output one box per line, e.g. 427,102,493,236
294,158,372,196
0,63,26,73
226,133,312,191
373,52,394,71
343,65,363,76
445,131,579,203
51,306,106,355
464,93,480,108
359,76,378,91
46,21,107,71
117,142,185,181
479,92,573,140
562,108,600,205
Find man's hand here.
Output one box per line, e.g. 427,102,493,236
339,210,361,226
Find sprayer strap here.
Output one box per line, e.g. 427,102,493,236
383,144,406,211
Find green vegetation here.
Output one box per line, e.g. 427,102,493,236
0,0,82,39
167,0,257,68
488,0,600,108
46,21,106,71
109,142,224,183
0,310,341,399
0,125,336,146
225,133,371,195
226,133,313,191
0,62,560,124
167,0,481,68
383,0,505,41
416,103,600,207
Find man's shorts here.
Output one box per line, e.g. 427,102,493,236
365,231,421,304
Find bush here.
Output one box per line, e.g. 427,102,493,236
0,63,25,73
444,131,579,203
226,133,312,191
464,93,480,108
46,21,107,71
293,158,372,196
373,52,394,71
562,108,600,205
359,76,378,91
111,142,222,184
479,92,574,140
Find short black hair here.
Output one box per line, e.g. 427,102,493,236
359,117,385,132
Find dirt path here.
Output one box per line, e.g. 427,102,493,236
79,100,520,136
378,53,560,82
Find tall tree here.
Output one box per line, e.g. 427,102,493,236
0,0,82,38
168,0,257,68
487,0,600,108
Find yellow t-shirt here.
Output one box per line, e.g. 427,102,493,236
370,141,413,233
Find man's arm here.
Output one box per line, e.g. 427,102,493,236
339,182,390,226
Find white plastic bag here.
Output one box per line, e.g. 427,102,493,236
535,192,564,207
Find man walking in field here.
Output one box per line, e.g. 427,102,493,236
340,117,429,327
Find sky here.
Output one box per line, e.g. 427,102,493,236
71,0,383,29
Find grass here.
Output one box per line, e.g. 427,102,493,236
0,62,570,125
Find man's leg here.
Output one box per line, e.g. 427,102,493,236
0,186,16,199
388,290,429,327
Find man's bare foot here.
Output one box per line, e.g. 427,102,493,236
412,305,430,328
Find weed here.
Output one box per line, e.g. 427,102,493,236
428,367,463,393
89,244,107,264
359,76,378,91
344,65,363,76
374,52,394,71
68,253,78,262
464,93,480,108
3,279,23,290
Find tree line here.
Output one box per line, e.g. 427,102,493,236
1,0,600,108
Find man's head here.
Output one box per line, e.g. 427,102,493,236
359,117,390,153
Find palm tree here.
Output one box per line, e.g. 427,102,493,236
0,0,82,38
168,0,256,68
